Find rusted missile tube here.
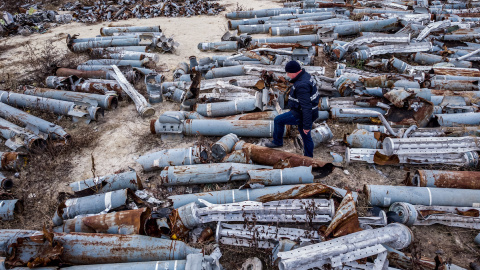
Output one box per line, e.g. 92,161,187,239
365,185,480,207
22,87,118,110
410,170,480,189
7,232,200,265
229,12,334,29
226,8,337,19
160,163,271,186
137,145,208,172
0,200,22,221
168,183,353,208
52,189,139,226
69,170,143,196
91,46,149,53
0,91,101,124
53,208,151,235
0,230,39,257
84,59,147,68
436,112,480,126
61,260,187,270
277,223,412,270
56,68,109,79
246,166,314,187
195,99,257,117
197,41,238,52
0,103,69,141
70,38,141,52
100,26,162,36
212,133,239,161
0,117,46,151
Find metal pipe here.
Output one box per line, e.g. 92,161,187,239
0,175,13,190
195,99,258,117
100,26,162,36
346,147,479,167
92,46,149,53
390,202,480,230
340,109,397,137
168,183,353,208
52,189,138,226
365,185,480,207
160,163,271,186
211,133,239,161
412,52,472,68
246,166,314,187
252,34,322,44
436,113,480,126
53,208,151,235
334,18,400,36
145,73,163,104
226,8,340,19
229,12,334,29
0,102,69,140
0,90,102,123
62,260,187,270
295,123,333,150
84,59,147,68
0,117,46,151
69,170,142,196
150,119,286,138
22,87,118,110
175,199,334,228
111,65,155,117
70,38,142,52
382,136,480,156
410,170,480,189
136,145,208,172
197,41,238,52
353,42,432,61
5,232,201,265
277,223,412,270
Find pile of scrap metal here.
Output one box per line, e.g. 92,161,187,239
60,0,225,23
1,5,72,37
0,169,222,269
0,152,26,222
133,133,424,269
60,25,183,116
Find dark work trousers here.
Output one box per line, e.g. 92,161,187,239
272,111,314,158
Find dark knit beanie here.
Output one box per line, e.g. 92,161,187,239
285,60,302,73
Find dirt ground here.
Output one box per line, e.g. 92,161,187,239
0,0,479,269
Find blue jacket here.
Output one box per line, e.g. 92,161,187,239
287,69,319,130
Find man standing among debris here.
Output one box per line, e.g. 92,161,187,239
265,61,319,157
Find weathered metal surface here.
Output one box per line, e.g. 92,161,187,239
277,223,412,270
69,170,142,196
22,87,118,110
245,166,314,187
4,231,201,267
160,163,271,186
323,192,361,238
0,200,22,221
211,133,239,161
137,145,208,172
0,117,46,152
237,142,335,171
168,183,354,208
60,260,187,270
100,26,162,36
410,170,480,189
0,91,101,124
365,185,480,207
390,202,480,229
53,208,151,235
345,129,382,149
175,199,334,229
52,189,143,226
436,113,480,126
111,65,155,117
382,136,480,156
216,222,320,249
